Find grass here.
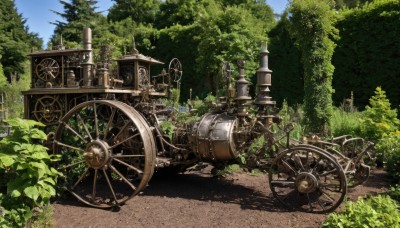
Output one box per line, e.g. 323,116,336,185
214,164,242,176
28,204,55,228
330,106,362,137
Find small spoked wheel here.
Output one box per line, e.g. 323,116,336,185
269,145,347,213
53,100,156,208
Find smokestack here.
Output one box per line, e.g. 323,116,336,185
82,28,94,86
254,42,276,127
235,59,252,117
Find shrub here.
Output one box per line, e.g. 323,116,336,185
360,87,399,141
388,184,400,203
376,131,400,182
0,118,60,227
323,195,400,228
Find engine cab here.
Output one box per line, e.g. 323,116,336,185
22,28,170,129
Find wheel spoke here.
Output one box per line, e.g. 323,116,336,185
306,193,313,212
293,153,305,171
311,157,323,172
281,158,298,175
113,158,143,174
111,132,140,149
77,114,93,141
54,140,85,153
103,108,117,140
92,169,98,201
54,100,156,208
319,183,341,192
109,165,136,191
320,189,336,202
59,160,85,170
63,122,88,144
102,168,119,206
111,121,130,141
317,168,338,177
317,198,326,211
72,168,90,189
270,146,346,213
93,103,99,139
113,154,145,158
304,151,310,171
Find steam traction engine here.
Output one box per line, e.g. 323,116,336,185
23,28,373,213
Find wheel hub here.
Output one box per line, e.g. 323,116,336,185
295,172,318,193
83,140,110,169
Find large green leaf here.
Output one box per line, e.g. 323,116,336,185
23,186,39,201
10,189,21,198
0,154,15,167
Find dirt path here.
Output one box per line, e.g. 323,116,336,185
53,168,390,228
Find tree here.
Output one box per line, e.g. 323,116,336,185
155,0,204,29
269,11,303,106
51,0,102,44
108,0,161,24
194,2,274,96
0,0,42,81
289,0,337,134
334,0,371,9
0,61,6,91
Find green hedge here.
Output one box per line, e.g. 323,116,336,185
332,0,400,108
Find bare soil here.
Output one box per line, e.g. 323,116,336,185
53,168,391,228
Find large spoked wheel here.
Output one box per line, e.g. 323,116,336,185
269,145,347,213
53,100,156,208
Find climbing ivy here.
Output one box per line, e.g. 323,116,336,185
289,0,337,135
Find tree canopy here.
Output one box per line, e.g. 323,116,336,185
0,0,42,81
51,0,102,44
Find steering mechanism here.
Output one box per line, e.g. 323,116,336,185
35,58,60,82
168,58,182,84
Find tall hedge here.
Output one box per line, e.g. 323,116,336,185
333,0,400,108
269,12,303,106
289,0,337,134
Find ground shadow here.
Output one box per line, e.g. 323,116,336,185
54,170,288,213
144,171,287,212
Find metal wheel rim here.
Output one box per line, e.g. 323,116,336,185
53,100,156,208
269,145,347,213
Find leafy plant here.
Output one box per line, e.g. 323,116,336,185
0,118,60,227
214,164,241,176
388,184,400,203
277,102,305,140
247,135,265,155
376,131,400,182
191,97,210,116
159,120,176,141
360,87,399,141
323,195,400,228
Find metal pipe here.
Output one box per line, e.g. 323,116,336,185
82,28,94,86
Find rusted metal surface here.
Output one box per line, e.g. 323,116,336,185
22,28,374,212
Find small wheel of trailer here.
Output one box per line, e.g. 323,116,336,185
269,145,347,213
53,100,156,208
341,138,374,188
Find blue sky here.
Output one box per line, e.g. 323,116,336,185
14,0,289,46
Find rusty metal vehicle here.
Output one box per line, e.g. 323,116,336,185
22,28,374,213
